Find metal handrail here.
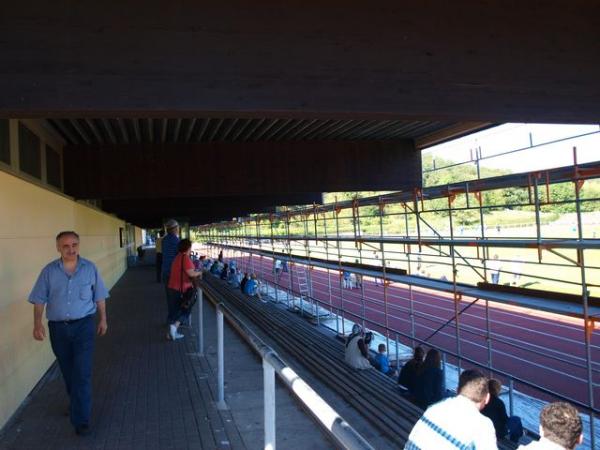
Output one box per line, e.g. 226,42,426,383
195,281,374,450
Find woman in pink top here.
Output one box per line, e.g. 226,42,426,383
167,239,202,340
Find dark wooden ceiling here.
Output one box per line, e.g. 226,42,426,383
2,1,599,227
46,118,466,147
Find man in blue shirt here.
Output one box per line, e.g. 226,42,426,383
29,231,109,436
160,219,180,323
243,273,264,302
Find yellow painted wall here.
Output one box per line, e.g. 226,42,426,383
135,226,143,248
0,170,127,429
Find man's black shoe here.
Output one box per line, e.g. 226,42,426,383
75,424,91,436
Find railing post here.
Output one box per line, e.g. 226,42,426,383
197,287,204,356
441,352,447,381
216,305,228,410
508,378,514,416
264,358,276,450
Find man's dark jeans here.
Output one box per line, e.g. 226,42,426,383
48,315,95,427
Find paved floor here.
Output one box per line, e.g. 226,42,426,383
0,266,333,450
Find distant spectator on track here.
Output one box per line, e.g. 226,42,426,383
399,346,425,396
405,369,496,450
488,254,502,285
274,259,283,281
345,325,372,370
414,349,446,409
512,256,523,286
374,343,397,377
518,402,583,450
342,270,352,289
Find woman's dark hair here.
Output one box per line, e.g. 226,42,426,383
364,332,373,345
423,349,441,370
413,346,425,362
177,238,192,253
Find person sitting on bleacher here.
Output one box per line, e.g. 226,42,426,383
414,349,446,409
228,268,241,288
405,369,497,450
482,378,523,443
345,325,372,370
374,343,397,377
399,346,425,397
243,273,263,301
518,402,582,450
220,263,229,280
210,260,220,274
240,272,249,292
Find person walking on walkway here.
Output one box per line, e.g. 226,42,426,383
155,229,164,283
29,231,109,436
161,219,180,322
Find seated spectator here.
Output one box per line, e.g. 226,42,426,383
414,349,445,409
481,378,508,439
518,402,583,450
202,257,212,270
243,273,263,301
210,261,220,274
220,263,229,280
345,325,372,370
405,369,497,449
482,379,523,443
374,343,397,377
240,272,249,292
399,346,425,396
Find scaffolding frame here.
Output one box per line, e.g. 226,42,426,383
198,152,600,447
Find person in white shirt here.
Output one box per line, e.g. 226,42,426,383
488,254,502,285
518,402,583,450
404,369,497,450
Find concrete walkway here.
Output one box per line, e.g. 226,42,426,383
0,266,333,450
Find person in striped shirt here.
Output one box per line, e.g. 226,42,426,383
404,369,497,450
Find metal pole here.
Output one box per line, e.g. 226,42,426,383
485,298,492,372
197,287,204,356
379,200,390,353
354,201,366,329
448,186,462,373
263,359,276,450
404,203,416,345
216,306,228,410
323,211,336,333
508,378,514,416
335,202,346,334
573,146,596,449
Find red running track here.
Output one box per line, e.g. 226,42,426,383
218,250,600,408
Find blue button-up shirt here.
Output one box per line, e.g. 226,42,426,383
161,233,180,277
29,257,109,321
